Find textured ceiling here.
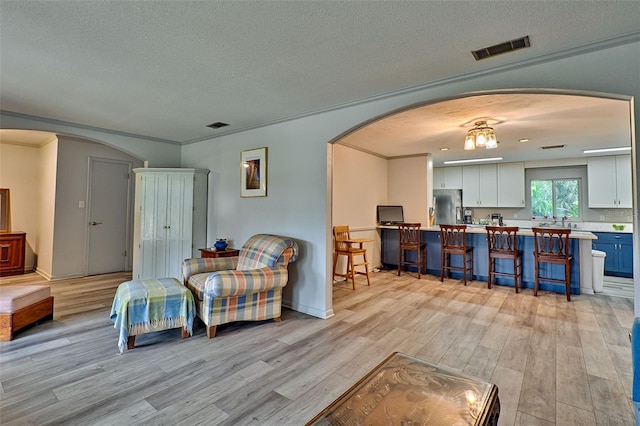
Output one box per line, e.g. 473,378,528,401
1,1,639,161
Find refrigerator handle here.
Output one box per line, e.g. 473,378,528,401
456,206,461,222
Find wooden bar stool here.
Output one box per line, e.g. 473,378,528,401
397,223,427,278
439,224,473,285
332,225,371,290
486,226,522,292
532,227,573,301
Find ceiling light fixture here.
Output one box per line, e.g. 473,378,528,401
464,121,498,150
583,146,631,154
444,157,503,165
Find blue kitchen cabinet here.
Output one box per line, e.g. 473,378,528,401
593,232,633,278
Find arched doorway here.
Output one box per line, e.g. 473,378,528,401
329,89,635,307
0,129,143,279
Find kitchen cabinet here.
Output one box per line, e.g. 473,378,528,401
433,167,462,189
592,232,633,278
587,155,632,208
462,164,497,207
132,168,209,280
497,162,526,207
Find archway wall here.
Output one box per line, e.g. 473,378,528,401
188,38,640,318
0,111,181,167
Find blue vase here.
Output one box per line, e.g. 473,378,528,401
214,239,228,250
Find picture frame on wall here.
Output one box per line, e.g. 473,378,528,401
241,147,267,197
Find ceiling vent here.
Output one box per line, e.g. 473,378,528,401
206,122,229,129
541,144,566,150
472,36,530,61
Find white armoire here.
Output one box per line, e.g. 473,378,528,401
132,168,209,280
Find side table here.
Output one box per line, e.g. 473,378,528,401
199,248,240,258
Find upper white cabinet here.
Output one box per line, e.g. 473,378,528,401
462,164,497,207
587,155,632,208
132,168,209,280
497,162,526,207
433,166,463,189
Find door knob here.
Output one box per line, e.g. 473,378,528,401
90,221,103,226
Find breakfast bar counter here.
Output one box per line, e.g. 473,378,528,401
379,225,597,296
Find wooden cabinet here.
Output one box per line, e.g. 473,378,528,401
433,167,462,189
462,164,497,207
497,162,526,207
0,232,26,276
587,155,632,208
593,232,633,278
132,168,209,280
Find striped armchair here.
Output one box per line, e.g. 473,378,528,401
182,234,298,338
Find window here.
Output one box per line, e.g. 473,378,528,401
531,178,580,219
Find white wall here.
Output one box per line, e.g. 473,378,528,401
182,38,640,318
37,140,58,278
332,144,388,270
51,136,143,279
388,156,429,224
0,143,43,271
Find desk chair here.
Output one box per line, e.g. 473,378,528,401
398,223,427,278
486,226,522,292
440,224,473,285
532,227,573,301
333,225,371,290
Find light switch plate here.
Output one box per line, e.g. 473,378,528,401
79,201,85,208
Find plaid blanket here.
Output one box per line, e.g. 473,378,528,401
110,278,195,353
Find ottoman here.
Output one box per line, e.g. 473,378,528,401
0,285,54,341
110,278,195,352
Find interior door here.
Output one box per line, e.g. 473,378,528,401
87,158,131,275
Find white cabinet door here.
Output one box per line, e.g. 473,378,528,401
463,165,497,207
433,167,462,189
478,165,497,206
462,166,480,206
135,172,165,279
166,173,194,280
588,156,630,208
616,155,632,208
497,162,525,207
133,168,208,280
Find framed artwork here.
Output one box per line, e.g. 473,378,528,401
241,147,267,197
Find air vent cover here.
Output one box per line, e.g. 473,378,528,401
206,122,229,129
541,144,566,150
472,36,530,61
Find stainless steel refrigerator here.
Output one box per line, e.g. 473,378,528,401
433,189,462,225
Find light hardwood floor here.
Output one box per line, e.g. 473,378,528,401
0,271,635,425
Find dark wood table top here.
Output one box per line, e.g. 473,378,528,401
306,352,500,425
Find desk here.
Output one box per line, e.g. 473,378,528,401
199,248,240,258
306,352,500,425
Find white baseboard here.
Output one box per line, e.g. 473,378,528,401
282,300,334,319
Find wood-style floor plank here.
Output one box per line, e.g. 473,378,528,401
0,270,634,425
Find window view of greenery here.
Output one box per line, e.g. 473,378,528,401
531,179,580,218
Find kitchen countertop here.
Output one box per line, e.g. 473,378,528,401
378,225,597,240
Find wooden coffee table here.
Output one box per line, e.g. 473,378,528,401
306,352,500,425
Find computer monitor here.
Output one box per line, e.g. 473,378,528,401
377,205,404,225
